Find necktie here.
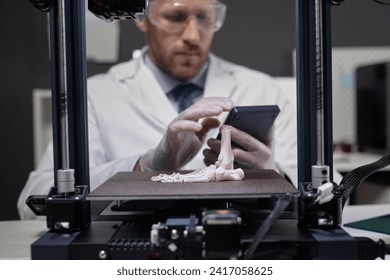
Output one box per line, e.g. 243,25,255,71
168,83,202,112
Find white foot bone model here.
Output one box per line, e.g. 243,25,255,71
151,126,245,183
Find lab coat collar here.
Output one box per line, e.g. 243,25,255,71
110,47,147,81
112,48,236,102
112,48,179,124
110,48,235,90
203,53,236,99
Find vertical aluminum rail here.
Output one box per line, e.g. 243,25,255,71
56,0,74,195
315,0,326,167
49,0,90,191
296,0,334,187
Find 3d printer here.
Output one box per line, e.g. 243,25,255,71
27,0,390,260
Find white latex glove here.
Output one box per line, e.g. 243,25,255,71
203,125,274,170
138,97,234,171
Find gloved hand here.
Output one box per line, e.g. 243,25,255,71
138,97,234,171
203,124,274,170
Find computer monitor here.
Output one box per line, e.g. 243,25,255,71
356,62,390,153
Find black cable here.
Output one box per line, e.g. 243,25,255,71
243,194,293,260
339,150,390,208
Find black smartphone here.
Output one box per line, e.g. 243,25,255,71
217,105,280,144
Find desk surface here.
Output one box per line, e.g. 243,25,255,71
0,220,46,260
1,204,389,259
342,203,390,244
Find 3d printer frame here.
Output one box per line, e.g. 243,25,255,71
28,0,389,260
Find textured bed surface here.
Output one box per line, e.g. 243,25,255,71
88,169,298,201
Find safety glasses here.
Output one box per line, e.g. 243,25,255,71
147,1,227,34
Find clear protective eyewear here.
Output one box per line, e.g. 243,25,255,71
146,1,227,34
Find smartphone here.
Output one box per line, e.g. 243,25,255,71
218,105,280,144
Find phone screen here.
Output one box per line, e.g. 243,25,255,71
218,105,280,144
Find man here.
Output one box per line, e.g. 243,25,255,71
18,0,298,219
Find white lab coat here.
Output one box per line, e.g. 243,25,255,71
17,51,298,219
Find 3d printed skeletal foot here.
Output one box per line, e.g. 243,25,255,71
151,126,244,183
